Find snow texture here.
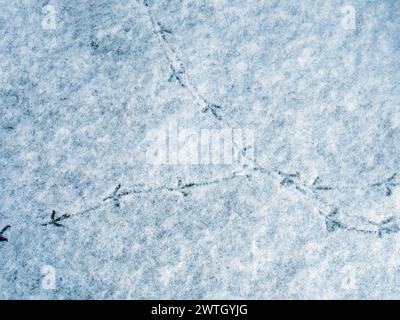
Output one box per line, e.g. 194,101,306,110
0,0,399,299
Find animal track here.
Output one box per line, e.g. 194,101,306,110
141,0,223,120
1,2,399,245
0,225,11,242
1,166,399,245
371,173,399,196
35,167,400,237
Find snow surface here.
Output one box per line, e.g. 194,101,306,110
0,0,399,299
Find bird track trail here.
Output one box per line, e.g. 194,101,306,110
1,166,399,244
141,0,223,120
1,1,399,244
